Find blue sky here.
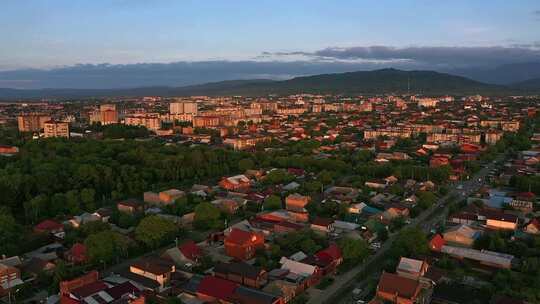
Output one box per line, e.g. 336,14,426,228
1,0,539,69
0,1,539,88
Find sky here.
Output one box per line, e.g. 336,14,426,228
1,0,539,88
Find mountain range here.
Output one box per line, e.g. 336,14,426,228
0,68,538,100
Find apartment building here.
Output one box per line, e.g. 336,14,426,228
17,113,51,132
43,120,69,138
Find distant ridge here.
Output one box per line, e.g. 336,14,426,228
511,77,540,90
0,68,528,100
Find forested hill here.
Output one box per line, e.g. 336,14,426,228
0,69,521,99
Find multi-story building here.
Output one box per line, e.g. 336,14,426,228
124,114,161,131
364,128,412,140
90,104,118,125
223,136,271,150
193,116,221,128
43,120,69,138
485,130,503,145
417,98,438,108
170,101,198,115
17,113,51,132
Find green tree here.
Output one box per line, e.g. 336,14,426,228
85,231,116,264
24,194,49,223
135,216,178,249
0,212,23,255
390,227,429,259
81,221,110,236
85,230,131,264
303,180,323,194
65,190,81,215
193,202,222,230
80,188,96,211
238,158,255,171
263,195,282,210
265,169,295,185
417,191,437,210
338,237,369,263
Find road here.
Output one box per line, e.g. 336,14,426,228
308,156,504,304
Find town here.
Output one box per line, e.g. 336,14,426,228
0,93,539,304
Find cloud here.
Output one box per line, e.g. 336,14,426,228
0,60,399,89
270,46,540,69
2,44,540,89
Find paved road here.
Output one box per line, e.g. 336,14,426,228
308,156,504,304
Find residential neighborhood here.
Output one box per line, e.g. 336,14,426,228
0,93,538,304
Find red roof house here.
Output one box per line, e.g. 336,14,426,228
66,243,87,264
179,240,203,262
196,276,238,302
314,243,343,274
224,228,264,261
34,219,64,234
429,234,445,252
376,272,422,304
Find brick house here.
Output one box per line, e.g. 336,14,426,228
224,228,265,261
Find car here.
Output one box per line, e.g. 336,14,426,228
456,184,463,190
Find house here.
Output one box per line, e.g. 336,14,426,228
263,278,299,303
285,194,310,222
224,228,265,261
508,199,533,213
21,257,56,277
285,194,310,210
349,202,367,214
313,244,343,274
484,211,518,231
376,272,424,304
430,155,450,168
214,262,268,289
34,219,65,238
230,285,283,304
129,258,176,289
60,271,143,304
449,212,478,225
65,243,87,264
159,189,185,204
162,240,203,267
67,212,100,228
143,191,160,205
442,224,482,247
365,179,387,189
283,182,300,191
212,198,242,214
196,275,238,303
429,235,514,269
396,257,429,280
382,205,410,221
0,262,23,296
92,207,113,223
117,199,144,214
60,271,100,298
324,186,359,202
273,221,304,234
310,218,335,234
524,219,540,235
219,175,251,191
279,257,321,287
